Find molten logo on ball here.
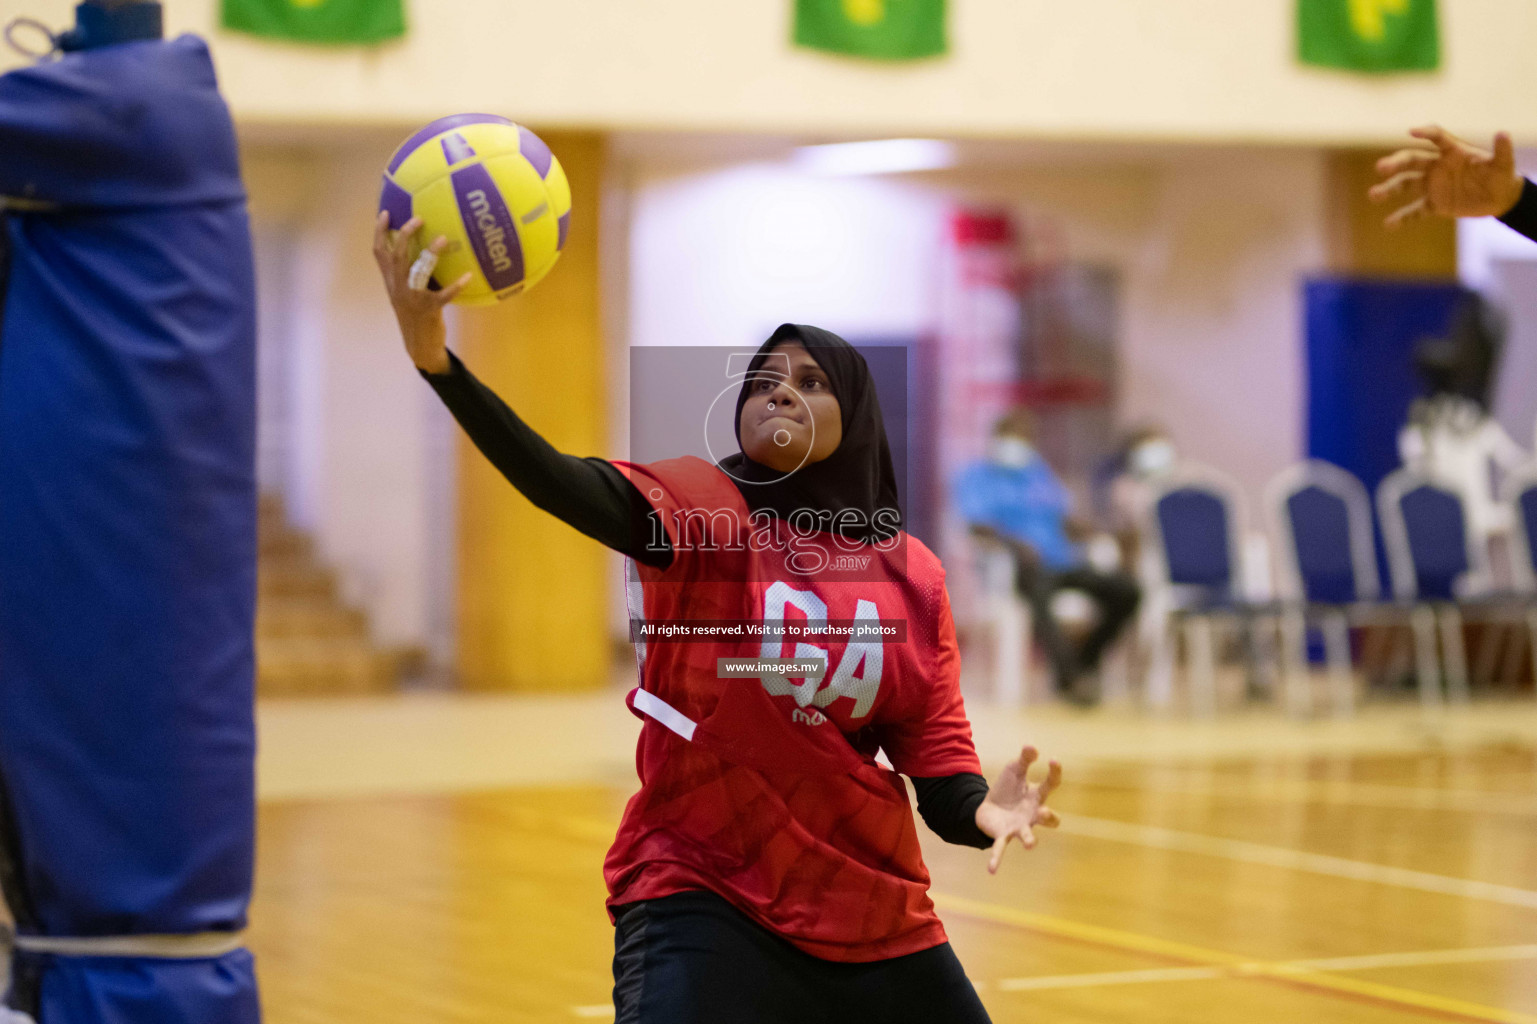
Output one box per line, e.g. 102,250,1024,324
465,190,513,275
452,164,524,291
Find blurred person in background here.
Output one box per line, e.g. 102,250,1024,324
1399,296,1528,549
1399,393,1527,546
1092,424,1179,570
954,408,1140,705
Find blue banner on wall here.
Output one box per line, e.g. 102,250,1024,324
1304,277,1470,496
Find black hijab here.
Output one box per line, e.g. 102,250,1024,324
716,324,902,544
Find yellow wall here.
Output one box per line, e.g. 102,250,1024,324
10,1,1537,146
453,132,610,692
1324,149,1457,278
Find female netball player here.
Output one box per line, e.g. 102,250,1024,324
374,215,1062,1024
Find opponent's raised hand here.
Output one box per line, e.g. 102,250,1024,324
372,211,472,375
1369,126,1524,229
975,745,1062,875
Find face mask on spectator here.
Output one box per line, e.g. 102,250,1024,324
988,435,1036,469
1130,440,1175,476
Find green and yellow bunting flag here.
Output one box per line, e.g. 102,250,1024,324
794,0,946,61
1298,0,1439,73
220,0,406,45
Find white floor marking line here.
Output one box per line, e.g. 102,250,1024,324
1282,944,1537,973
1060,814,1537,909
996,944,1537,993
1082,776,1537,817
998,965,1228,991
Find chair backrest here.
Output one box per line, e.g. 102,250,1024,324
1501,463,1537,593
1142,464,1246,604
941,514,1017,627
1265,460,1378,604
970,534,1018,598
1377,468,1480,601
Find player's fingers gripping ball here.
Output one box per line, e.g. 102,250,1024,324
379,114,571,305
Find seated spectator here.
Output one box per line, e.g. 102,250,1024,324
1399,297,1528,548
1092,425,1179,570
953,408,1140,705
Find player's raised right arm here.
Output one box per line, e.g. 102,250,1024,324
370,212,671,569
372,211,471,375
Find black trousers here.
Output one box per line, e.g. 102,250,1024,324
612,891,992,1024
1015,561,1141,691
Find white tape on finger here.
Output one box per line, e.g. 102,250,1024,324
408,250,440,291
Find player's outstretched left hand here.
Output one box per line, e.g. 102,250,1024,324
1369,126,1523,228
975,746,1061,875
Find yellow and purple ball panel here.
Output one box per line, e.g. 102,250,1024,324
379,113,570,305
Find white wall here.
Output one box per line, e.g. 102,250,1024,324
623,148,1324,511
1119,151,1326,505
9,0,1537,145
244,143,444,650
1456,149,1537,293
628,164,948,349
1488,261,1537,455
1457,149,1537,457
947,150,1323,504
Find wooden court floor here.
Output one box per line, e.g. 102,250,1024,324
248,717,1537,1023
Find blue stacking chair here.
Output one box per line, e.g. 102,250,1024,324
1266,461,1382,718
1141,464,1265,715
1377,468,1487,706
1500,465,1537,698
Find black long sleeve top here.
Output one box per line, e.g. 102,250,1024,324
422,351,993,849
1499,179,1537,242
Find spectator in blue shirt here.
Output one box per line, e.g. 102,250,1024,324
954,409,1140,704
